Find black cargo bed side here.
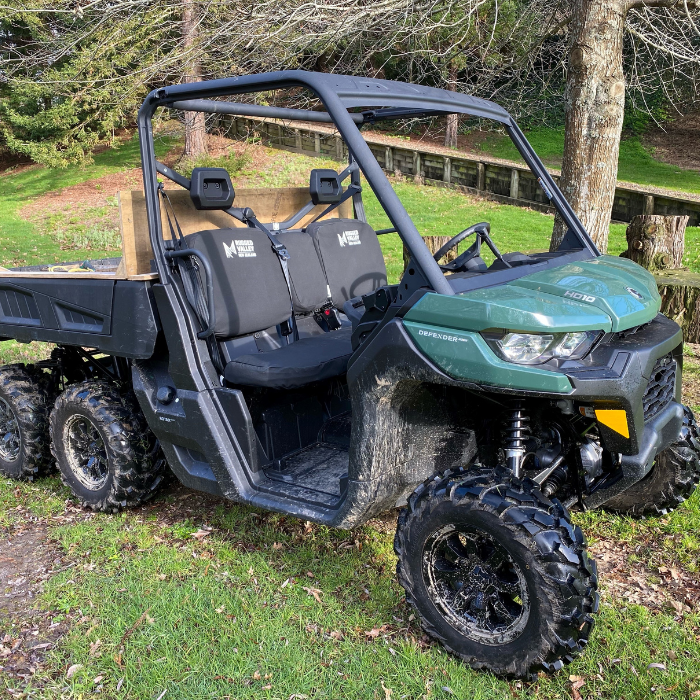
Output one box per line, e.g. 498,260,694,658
0,278,159,358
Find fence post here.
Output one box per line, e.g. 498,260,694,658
510,169,519,200
277,124,283,144
644,195,655,215
314,133,321,155
294,129,302,151
335,136,344,161
385,146,393,172
443,157,451,185
477,163,486,191
413,152,421,180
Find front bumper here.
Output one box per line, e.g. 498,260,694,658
621,400,684,477
585,399,683,509
557,313,683,456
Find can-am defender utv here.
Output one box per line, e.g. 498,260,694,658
0,72,698,678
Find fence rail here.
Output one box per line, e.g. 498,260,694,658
222,115,700,227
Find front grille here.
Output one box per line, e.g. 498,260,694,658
642,354,676,421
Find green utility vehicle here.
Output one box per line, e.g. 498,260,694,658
0,72,698,677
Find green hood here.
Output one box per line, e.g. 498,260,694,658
404,255,660,335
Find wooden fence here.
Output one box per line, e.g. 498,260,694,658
221,115,700,227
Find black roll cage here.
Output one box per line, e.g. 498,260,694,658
137,70,599,295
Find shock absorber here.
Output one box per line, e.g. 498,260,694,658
502,400,530,478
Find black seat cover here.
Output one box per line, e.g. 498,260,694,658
306,219,387,308
224,328,353,389
183,228,291,337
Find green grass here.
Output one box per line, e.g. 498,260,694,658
2,142,700,698
0,133,174,268
2,475,700,699
361,178,700,283
472,127,700,195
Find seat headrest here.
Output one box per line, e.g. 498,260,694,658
309,169,343,205
190,168,235,210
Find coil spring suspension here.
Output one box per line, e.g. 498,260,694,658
503,400,530,478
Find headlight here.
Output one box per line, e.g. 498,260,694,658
483,330,601,365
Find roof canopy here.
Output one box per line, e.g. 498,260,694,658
156,70,513,125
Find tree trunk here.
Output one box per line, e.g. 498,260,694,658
403,236,456,273
550,0,626,254
657,270,700,343
621,215,689,272
444,62,459,149
183,0,206,158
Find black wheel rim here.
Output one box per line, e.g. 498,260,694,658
423,524,529,645
64,414,109,490
0,397,20,462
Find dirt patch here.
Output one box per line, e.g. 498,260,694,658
20,168,144,224
366,125,505,162
17,137,273,249
0,521,73,686
644,113,700,173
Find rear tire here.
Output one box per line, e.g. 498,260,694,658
50,381,165,512
394,467,598,678
604,405,700,516
0,364,53,480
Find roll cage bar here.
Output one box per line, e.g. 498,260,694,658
137,70,599,294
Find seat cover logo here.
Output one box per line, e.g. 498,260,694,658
338,230,361,247
224,239,256,258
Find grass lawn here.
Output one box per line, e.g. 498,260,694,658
2,141,700,698
0,133,174,268
2,459,700,699
471,126,700,195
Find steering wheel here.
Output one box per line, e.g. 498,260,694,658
432,222,511,273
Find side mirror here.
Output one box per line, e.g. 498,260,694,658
309,169,342,205
190,167,235,210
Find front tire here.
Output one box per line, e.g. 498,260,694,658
394,467,598,678
50,381,165,512
604,405,700,516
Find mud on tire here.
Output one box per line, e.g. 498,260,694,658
394,467,599,678
0,364,54,480
604,405,700,516
50,381,165,512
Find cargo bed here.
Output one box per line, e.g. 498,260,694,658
0,256,160,358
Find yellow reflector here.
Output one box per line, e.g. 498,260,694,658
595,409,629,438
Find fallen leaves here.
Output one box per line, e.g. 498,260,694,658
302,586,322,604
66,663,83,678
569,675,585,700
191,529,211,540
119,608,151,647
589,537,699,615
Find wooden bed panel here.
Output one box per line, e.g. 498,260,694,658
0,186,351,280
119,187,352,277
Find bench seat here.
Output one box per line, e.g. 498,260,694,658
224,327,353,389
